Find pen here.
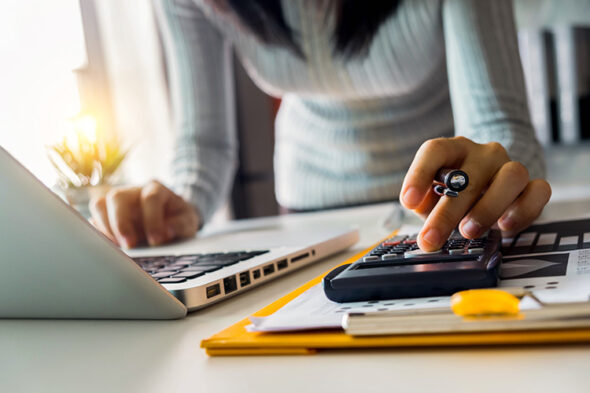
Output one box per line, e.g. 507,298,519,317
433,168,468,197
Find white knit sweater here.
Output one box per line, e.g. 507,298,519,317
153,0,545,222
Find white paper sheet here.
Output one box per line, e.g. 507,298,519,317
247,225,590,333
247,284,451,332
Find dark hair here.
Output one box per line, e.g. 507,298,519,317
217,0,401,59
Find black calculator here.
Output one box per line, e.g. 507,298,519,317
323,229,502,302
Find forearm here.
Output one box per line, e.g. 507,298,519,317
443,0,545,179
154,0,238,223
172,134,237,224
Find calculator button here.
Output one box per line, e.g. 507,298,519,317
402,234,417,244
363,256,380,262
448,230,465,240
449,249,466,255
381,253,401,261
468,248,484,255
382,235,406,246
448,245,465,250
404,249,442,258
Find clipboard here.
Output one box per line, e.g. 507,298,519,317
201,231,590,356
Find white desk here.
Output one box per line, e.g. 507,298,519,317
3,143,590,393
2,197,590,393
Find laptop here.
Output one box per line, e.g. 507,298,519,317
0,147,358,319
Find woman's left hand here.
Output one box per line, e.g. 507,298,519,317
400,136,552,252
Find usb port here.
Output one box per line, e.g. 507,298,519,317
239,272,251,287
276,259,288,270
291,252,309,263
263,264,275,276
206,284,221,299
252,269,261,279
223,275,238,294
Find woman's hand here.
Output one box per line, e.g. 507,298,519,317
400,136,551,251
89,181,200,248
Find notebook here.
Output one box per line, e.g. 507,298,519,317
0,146,358,319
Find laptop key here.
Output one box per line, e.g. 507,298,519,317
195,257,241,266
166,263,190,270
159,267,181,273
249,250,269,256
151,272,175,279
157,277,187,284
173,259,197,266
181,265,221,273
172,271,206,279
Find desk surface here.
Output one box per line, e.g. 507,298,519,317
3,175,590,392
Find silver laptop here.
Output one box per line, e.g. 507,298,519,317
0,147,358,319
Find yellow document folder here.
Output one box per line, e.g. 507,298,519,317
201,234,590,356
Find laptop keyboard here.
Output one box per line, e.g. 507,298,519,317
132,250,269,284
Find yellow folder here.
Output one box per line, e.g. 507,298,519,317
201,234,590,356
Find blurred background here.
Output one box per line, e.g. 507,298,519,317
1,0,589,222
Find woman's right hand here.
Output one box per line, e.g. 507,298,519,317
89,180,200,248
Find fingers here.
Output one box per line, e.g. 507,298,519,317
140,181,169,246
165,193,200,240
400,137,471,209
417,143,510,251
106,186,142,248
459,161,530,239
89,196,117,243
88,181,200,249
497,179,552,237
403,136,551,251
412,187,440,220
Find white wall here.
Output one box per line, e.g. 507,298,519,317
94,0,174,186
0,0,86,185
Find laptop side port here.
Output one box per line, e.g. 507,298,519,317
223,275,238,294
263,264,275,276
239,271,251,287
252,269,261,279
206,283,221,299
276,259,288,270
291,252,310,263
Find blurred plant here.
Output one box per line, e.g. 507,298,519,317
47,114,127,188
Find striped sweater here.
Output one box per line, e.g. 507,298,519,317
152,0,545,223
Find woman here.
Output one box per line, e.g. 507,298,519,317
90,0,551,252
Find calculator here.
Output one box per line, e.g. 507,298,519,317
323,229,502,302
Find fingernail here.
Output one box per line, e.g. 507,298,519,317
500,213,516,230
462,218,482,238
421,227,441,248
402,187,422,207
